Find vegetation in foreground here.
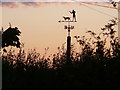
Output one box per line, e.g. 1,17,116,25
2,19,120,88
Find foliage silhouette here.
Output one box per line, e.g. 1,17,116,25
2,26,21,48
2,18,120,89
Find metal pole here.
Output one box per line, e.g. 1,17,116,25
58,10,77,64
67,35,71,64
67,22,71,64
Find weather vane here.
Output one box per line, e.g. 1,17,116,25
58,10,77,64
58,9,77,36
59,9,77,22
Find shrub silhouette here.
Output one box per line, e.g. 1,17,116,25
2,19,120,89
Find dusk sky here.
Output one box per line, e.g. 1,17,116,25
1,1,118,56
1,1,119,89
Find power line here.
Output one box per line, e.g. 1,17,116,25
81,2,117,19
71,0,117,19
72,0,119,10
71,0,119,23
82,2,118,10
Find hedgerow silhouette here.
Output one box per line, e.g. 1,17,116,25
2,18,120,89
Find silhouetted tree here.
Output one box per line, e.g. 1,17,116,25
2,26,21,48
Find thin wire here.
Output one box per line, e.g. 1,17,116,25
72,0,119,10
71,0,118,18
81,2,117,19
82,2,118,10
71,0,119,23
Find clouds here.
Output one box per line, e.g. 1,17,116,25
2,0,120,3
1,2,77,8
1,2,46,8
1,0,119,8
1,0,113,2
1,2,19,8
20,2,42,7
